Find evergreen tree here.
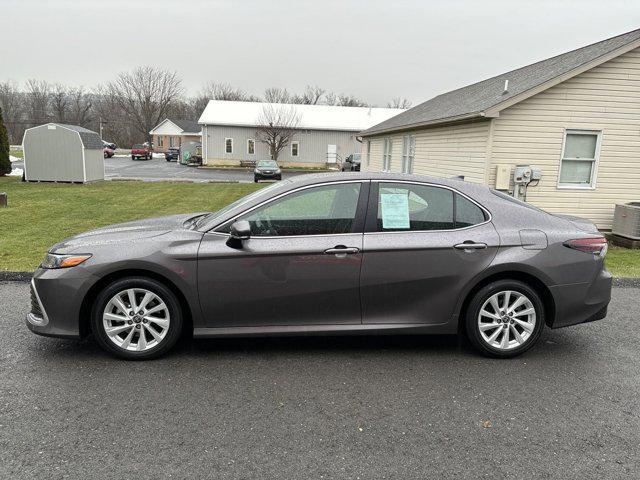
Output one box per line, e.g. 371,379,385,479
0,107,10,176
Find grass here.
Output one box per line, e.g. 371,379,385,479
605,246,640,278
0,177,260,272
0,176,639,277
9,149,23,159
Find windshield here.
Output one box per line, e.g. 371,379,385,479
132,144,144,149
257,160,278,168
353,154,361,162
195,182,283,228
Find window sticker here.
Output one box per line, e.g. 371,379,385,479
380,193,410,229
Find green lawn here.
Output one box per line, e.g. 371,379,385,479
9,149,23,159
1,176,639,277
605,246,640,278
0,177,260,271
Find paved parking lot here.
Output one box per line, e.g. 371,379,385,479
105,156,310,183
1,282,639,479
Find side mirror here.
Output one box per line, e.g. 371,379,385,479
227,220,251,247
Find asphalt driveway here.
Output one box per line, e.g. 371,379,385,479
1,282,639,479
105,156,311,183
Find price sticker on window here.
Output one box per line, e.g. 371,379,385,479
380,193,410,229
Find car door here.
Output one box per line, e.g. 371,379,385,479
361,181,499,325
197,180,369,327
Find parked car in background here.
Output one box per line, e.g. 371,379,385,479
27,172,611,360
103,147,115,158
131,144,152,160
254,160,282,182
103,141,117,150
342,153,361,172
165,147,180,162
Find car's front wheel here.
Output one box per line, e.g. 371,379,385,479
91,277,183,360
465,280,544,358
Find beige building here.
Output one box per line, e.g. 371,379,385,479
360,29,640,230
149,119,201,152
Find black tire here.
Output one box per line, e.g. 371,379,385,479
91,277,183,360
254,177,259,183
465,279,544,358
131,155,135,160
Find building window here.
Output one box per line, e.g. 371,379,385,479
158,136,164,148
366,140,371,166
401,135,415,173
558,130,601,188
291,141,299,157
382,138,392,171
247,139,255,155
169,136,175,148
225,138,233,154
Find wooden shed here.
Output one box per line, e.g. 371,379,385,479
22,123,104,183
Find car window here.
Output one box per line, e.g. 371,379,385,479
455,194,486,227
258,160,278,168
224,183,362,237
376,183,454,231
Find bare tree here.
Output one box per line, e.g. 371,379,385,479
337,94,368,107
291,85,325,105
324,92,337,106
387,97,412,109
0,81,24,143
255,104,301,161
51,83,69,123
25,79,52,126
264,87,290,104
67,87,93,126
105,67,184,144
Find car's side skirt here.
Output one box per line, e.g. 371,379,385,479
193,321,457,338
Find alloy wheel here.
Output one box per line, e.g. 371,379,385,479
477,290,536,351
102,288,170,352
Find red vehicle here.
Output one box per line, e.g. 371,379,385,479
103,147,115,159
131,144,152,161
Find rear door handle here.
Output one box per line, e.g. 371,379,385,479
453,242,487,251
324,246,360,255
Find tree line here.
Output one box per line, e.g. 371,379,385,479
0,67,411,148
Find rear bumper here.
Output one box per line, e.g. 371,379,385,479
548,267,612,328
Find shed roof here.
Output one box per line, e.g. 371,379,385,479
361,28,640,136
198,100,405,132
55,124,103,149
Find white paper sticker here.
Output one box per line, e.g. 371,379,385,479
380,193,410,229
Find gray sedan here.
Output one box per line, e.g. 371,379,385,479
27,172,612,360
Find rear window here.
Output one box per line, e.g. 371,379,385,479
132,144,144,149
456,194,487,227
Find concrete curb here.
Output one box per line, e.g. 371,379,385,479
2,271,638,287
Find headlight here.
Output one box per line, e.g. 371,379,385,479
41,253,92,269
275,169,281,174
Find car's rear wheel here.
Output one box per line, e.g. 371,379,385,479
91,277,183,360
465,280,544,358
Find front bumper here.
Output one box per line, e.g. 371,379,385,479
255,171,282,180
26,267,99,339
548,267,612,328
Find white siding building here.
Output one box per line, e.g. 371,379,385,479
198,101,404,168
361,29,640,229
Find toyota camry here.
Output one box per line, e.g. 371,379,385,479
27,172,612,359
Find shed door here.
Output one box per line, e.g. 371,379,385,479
327,144,337,163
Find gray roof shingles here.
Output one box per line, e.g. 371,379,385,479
169,119,200,133
58,124,104,149
362,28,640,136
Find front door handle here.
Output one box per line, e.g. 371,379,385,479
324,246,360,256
453,241,487,251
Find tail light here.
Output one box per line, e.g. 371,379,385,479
563,237,608,257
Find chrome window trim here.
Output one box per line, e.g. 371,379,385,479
27,278,49,327
205,179,368,236
368,179,492,234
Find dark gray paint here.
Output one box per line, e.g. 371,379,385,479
27,172,611,341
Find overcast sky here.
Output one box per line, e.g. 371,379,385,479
1,0,639,106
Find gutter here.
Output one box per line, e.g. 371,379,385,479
359,111,489,137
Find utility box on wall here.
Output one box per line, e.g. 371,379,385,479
495,165,510,190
